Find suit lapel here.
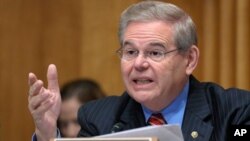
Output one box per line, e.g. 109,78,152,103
118,94,146,130
182,76,213,141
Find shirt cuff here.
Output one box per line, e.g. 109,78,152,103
31,128,61,141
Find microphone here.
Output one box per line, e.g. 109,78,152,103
111,122,125,133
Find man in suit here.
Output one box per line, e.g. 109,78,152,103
28,1,250,141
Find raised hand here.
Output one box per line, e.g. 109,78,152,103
28,64,62,141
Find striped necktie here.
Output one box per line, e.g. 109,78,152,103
147,113,167,125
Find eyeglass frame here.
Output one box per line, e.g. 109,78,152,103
116,47,181,62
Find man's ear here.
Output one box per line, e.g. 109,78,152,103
186,45,199,75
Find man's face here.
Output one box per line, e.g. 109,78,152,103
121,21,190,111
58,98,81,137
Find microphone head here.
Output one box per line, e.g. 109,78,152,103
111,122,125,133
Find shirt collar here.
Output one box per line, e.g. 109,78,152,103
142,81,189,126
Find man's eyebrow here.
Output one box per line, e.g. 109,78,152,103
148,42,167,49
122,41,168,49
123,40,134,47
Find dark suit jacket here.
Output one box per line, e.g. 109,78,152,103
77,76,250,141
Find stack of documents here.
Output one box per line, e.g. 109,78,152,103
97,125,184,141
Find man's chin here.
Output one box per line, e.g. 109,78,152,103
132,94,152,104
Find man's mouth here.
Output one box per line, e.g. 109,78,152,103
133,79,153,84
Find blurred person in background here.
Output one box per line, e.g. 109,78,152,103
57,79,106,137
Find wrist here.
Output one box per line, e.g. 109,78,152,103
35,128,57,141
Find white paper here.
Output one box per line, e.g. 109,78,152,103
96,125,184,141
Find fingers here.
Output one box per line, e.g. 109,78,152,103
28,72,44,98
29,79,43,97
28,65,55,112
29,88,53,112
47,64,59,93
28,72,37,86
29,97,54,122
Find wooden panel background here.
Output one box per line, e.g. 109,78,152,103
0,0,249,141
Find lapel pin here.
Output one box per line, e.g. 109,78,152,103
191,131,198,139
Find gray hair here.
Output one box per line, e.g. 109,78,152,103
118,1,197,51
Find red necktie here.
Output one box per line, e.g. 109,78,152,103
147,113,167,125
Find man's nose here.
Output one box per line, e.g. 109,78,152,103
133,53,150,71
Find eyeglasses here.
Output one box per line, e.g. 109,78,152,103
116,47,180,62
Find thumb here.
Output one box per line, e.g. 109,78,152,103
47,64,59,92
